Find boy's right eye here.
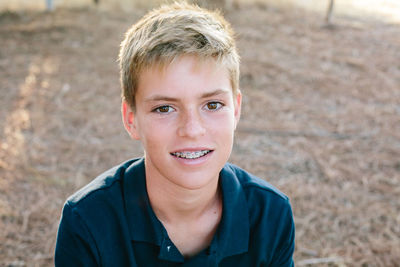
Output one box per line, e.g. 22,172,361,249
153,105,174,113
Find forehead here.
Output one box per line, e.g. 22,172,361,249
136,56,233,99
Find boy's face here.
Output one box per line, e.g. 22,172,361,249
122,56,241,190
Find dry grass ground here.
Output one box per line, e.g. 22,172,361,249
0,2,399,266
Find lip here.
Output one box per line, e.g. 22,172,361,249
170,147,213,153
170,148,214,165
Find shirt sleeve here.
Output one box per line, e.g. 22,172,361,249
270,199,295,267
55,201,100,267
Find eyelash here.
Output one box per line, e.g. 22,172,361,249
151,101,224,114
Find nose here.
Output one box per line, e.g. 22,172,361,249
177,108,206,138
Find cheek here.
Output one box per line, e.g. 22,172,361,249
212,108,236,124
139,119,174,145
205,112,236,136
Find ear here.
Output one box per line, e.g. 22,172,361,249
122,100,140,140
234,91,242,130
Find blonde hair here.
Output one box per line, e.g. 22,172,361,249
118,1,240,111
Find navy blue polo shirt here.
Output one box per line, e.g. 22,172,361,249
55,158,295,266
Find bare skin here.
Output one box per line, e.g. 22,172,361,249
147,174,222,257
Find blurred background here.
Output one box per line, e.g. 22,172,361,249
0,0,399,266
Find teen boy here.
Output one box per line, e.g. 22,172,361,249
55,2,295,266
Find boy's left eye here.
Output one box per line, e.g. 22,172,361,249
205,102,223,111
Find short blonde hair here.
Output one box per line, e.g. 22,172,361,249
118,1,240,111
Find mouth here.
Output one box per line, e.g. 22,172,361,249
171,150,213,159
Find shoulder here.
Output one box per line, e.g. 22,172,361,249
218,163,295,266
222,162,293,230
222,163,295,256
66,158,139,209
222,162,290,203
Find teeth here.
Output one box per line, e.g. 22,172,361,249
172,150,211,159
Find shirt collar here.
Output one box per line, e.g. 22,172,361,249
124,158,164,245
123,158,250,261
213,164,249,260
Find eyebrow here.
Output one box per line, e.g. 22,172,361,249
144,88,230,102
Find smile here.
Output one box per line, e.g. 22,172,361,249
171,150,212,159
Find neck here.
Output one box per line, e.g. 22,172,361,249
145,168,221,224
